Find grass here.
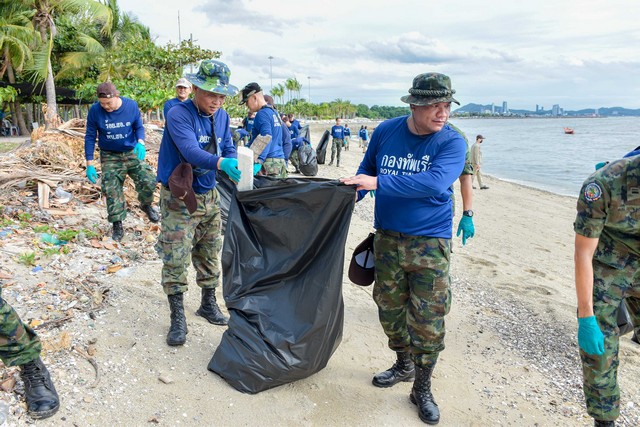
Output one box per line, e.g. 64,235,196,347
0,141,21,153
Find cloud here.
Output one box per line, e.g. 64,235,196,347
194,0,298,35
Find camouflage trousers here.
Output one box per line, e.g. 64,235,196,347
0,288,41,367
290,150,300,171
262,157,288,178
155,186,222,296
100,149,157,223
373,230,452,369
329,139,343,165
580,258,640,421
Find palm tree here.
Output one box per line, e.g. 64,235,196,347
271,84,285,107
22,0,112,128
58,0,150,82
284,78,296,105
0,2,37,135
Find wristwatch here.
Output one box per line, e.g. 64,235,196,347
463,210,474,217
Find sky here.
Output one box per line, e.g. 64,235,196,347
117,0,640,110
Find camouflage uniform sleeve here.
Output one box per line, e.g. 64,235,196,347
574,178,610,238
447,122,473,175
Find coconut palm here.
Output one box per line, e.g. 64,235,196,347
271,84,285,108
0,2,37,135
21,0,112,128
58,0,151,82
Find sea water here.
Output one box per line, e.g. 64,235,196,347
449,117,640,197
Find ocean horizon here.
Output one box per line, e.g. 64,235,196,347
449,116,640,197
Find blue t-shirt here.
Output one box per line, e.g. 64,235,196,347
356,117,466,238
84,97,144,160
331,125,345,139
243,115,255,133
344,127,351,137
290,119,302,131
157,99,236,194
249,106,284,161
163,97,184,119
288,124,299,139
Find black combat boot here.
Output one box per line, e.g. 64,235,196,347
20,357,60,419
195,288,228,325
112,221,124,241
410,364,440,425
632,331,639,345
372,351,415,388
142,205,159,223
594,420,615,427
167,293,188,346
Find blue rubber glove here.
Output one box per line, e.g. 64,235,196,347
369,190,375,198
220,158,241,183
595,161,608,170
133,142,146,160
456,215,475,245
578,316,605,355
253,163,262,175
86,165,98,184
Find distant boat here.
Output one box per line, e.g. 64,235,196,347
564,127,574,134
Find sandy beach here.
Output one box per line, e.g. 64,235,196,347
0,122,638,426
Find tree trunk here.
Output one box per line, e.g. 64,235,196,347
3,52,29,136
74,104,80,119
25,104,34,130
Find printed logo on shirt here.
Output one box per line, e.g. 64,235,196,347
584,182,602,202
272,114,281,127
198,135,210,144
379,153,432,176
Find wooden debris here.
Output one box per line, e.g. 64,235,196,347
73,345,100,388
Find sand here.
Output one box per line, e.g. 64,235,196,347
1,122,639,426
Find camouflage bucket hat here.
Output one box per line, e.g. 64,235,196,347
400,72,459,106
185,60,239,96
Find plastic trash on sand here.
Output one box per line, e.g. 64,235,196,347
209,175,356,394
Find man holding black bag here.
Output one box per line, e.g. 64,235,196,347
156,59,242,347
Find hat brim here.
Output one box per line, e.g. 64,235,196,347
348,233,376,287
400,94,460,106
185,73,238,96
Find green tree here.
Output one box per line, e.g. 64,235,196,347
271,83,285,107
0,2,37,135
57,0,150,82
21,0,113,128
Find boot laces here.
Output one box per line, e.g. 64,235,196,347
22,361,47,388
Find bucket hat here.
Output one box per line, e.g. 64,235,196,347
400,72,459,106
168,163,197,214
185,60,238,96
348,233,375,286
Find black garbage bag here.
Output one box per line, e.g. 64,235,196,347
297,143,318,177
208,176,356,394
315,130,330,164
299,124,311,141
216,172,242,234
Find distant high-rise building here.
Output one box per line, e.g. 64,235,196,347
552,104,560,116
502,101,508,114
536,104,539,112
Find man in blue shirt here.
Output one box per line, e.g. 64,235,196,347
328,118,345,167
84,82,159,241
156,59,242,346
163,77,192,121
341,72,466,425
239,82,287,178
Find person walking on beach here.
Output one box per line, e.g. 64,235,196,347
163,77,192,120
470,135,489,189
344,123,351,151
0,287,60,419
361,126,369,153
573,153,640,427
84,82,159,241
156,59,242,346
239,83,288,178
341,72,466,425
328,118,345,167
